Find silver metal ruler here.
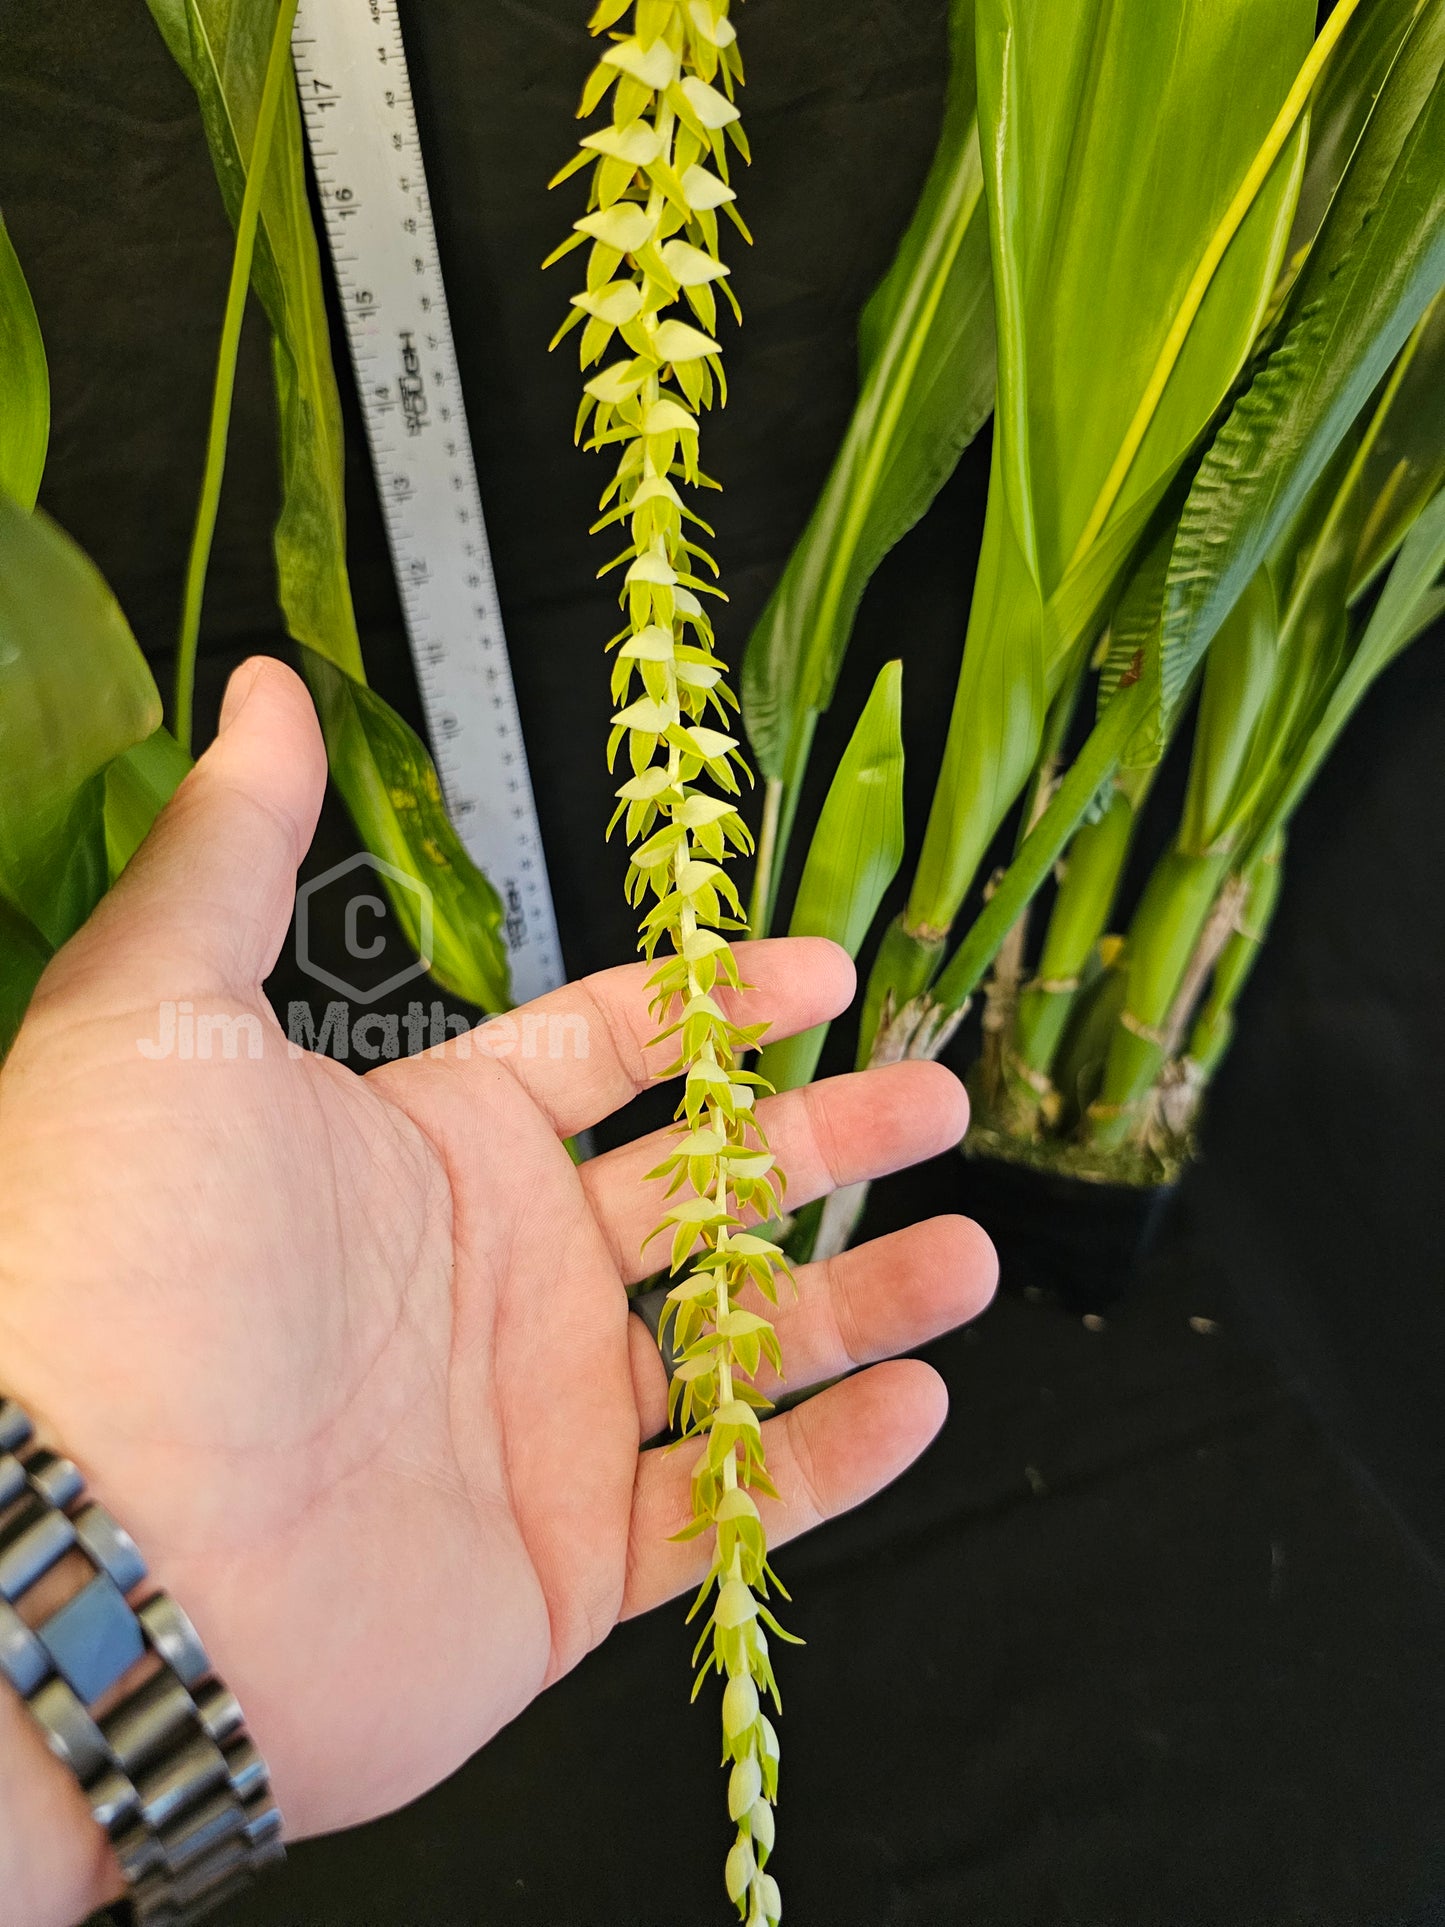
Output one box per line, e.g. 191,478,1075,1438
291,0,565,1006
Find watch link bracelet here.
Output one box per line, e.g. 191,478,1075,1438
0,1394,283,1925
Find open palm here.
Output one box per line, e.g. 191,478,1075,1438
0,661,994,1909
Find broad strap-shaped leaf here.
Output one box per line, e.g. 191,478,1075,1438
303,650,510,1014
901,0,1314,944
0,233,170,1048
0,213,48,510
1286,0,1425,262
1303,0,1445,297
0,492,161,949
741,0,993,792
1155,0,1445,728
1105,285,1445,797
855,0,984,384
758,661,905,1092
975,0,1314,605
150,0,513,1011
903,439,1045,934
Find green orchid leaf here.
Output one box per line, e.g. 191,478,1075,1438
105,727,195,881
929,672,1155,1017
303,650,510,1014
1094,507,1180,764
903,454,1044,937
144,0,362,676
0,493,161,950
1303,0,1445,302
1084,333,1445,1145
739,0,993,938
902,0,1314,948
1177,569,1282,856
976,0,1314,602
1346,290,1445,594
1399,583,1445,646
1249,483,1445,857
1076,302,1445,1145
1155,0,1445,732
741,0,993,823
1084,485,1445,1146
169,0,300,753
151,0,513,1010
1287,0,1425,263
757,661,905,1092
0,227,161,1051
1012,781,1145,1082
1229,294,1445,826
0,895,53,1059
1173,290,1445,866
0,213,48,510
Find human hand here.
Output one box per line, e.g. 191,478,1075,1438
0,658,995,1924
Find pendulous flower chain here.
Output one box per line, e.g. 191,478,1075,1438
547,3,792,1920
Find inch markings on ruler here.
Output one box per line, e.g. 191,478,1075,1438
292,0,564,1006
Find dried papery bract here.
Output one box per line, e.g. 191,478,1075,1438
547,5,789,1922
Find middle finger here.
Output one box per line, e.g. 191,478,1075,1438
581,1058,970,1285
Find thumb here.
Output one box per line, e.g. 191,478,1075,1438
41,656,327,1010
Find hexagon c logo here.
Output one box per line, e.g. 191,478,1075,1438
295,853,433,1003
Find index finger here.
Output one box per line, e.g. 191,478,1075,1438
417,936,855,1137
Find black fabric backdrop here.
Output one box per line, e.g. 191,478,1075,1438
3,3,1444,1922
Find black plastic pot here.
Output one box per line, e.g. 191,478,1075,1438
956,1150,1179,1314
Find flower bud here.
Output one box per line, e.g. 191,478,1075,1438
723,1670,760,1737
749,1798,775,1858
729,1754,763,1820
725,1837,756,1905
760,1871,782,1924
715,1578,758,1629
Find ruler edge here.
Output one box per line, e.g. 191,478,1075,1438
290,0,567,1004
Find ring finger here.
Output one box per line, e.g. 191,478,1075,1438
584,1059,971,1286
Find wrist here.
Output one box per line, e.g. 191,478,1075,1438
0,1384,284,1927
0,1369,121,1927
0,1673,119,1927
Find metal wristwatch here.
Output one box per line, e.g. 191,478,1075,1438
0,1395,283,1924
